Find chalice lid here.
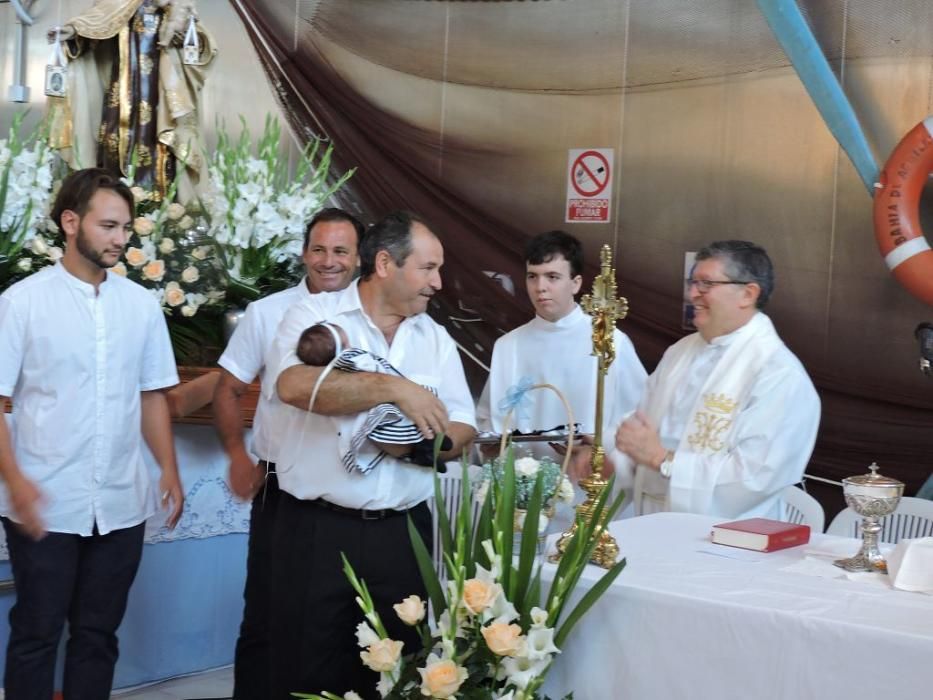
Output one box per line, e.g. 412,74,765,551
842,462,904,496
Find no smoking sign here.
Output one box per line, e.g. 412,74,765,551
566,148,613,223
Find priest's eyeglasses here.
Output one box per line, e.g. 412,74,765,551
685,278,751,293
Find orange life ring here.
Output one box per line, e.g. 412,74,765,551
873,118,933,305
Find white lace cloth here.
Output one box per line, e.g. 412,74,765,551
0,423,250,559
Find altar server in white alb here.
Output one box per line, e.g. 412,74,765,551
0,168,183,699
477,230,647,478
612,240,820,520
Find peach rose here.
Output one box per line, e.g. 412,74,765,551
125,246,148,268
418,655,468,699
133,217,154,236
130,186,150,203
463,577,499,615
359,638,403,673
158,237,176,255
142,259,165,282
191,245,212,260
111,262,127,277
164,282,186,307
481,621,525,657
178,215,194,230
166,202,186,220
393,595,425,626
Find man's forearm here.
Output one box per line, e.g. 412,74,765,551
0,403,24,487
277,365,407,414
140,391,179,475
212,371,250,457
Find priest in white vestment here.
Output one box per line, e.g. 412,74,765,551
612,240,820,520
477,231,647,525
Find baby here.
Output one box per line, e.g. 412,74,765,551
296,322,451,472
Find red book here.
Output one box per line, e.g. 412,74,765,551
710,518,810,552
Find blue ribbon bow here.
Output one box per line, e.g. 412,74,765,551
498,376,535,420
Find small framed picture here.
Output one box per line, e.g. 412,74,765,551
44,65,67,98
183,44,199,65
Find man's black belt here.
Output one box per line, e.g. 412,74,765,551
311,498,414,521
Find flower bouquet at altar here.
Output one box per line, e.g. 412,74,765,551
202,115,355,305
0,113,57,290
296,448,626,700
477,453,575,543
115,173,226,363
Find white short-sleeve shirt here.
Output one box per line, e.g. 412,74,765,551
217,280,314,461
265,281,476,510
0,263,179,535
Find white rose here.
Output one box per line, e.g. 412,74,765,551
180,304,198,317
393,595,425,626
557,476,575,504
48,246,63,261
178,215,194,230
181,265,199,284
166,202,186,220
191,245,212,260
15,257,32,272
159,237,176,255
515,457,540,478
30,235,48,256
130,186,150,203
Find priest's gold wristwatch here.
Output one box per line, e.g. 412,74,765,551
659,450,675,478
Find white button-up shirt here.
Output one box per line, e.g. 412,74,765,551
218,280,315,461
0,263,179,535
266,281,476,510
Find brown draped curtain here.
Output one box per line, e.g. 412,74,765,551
231,0,933,515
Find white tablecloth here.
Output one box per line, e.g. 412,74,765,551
541,512,933,700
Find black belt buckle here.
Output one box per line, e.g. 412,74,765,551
361,509,383,520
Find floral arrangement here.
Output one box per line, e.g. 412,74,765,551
0,113,56,289
202,115,355,304
477,453,574,514
114,179,224,318
298,449,626,700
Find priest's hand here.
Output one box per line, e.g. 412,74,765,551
615,411,667,470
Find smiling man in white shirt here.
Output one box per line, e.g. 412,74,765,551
212,207,364,700
0,168,182,700
613,240,820,520
266,210,476,699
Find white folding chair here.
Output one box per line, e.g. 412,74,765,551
426,468,482,581
826,496,933,543
780,484,825,533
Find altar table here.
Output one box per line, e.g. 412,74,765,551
541,512,933,700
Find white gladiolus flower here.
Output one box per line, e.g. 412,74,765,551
355,621,379,648
558,476,575,504
524,626,560,661
501,655,550,691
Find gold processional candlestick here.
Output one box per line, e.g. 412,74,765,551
551,244,628,568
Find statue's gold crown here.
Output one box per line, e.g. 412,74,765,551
702,393,737,415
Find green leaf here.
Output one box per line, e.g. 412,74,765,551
554,557,627,648
432,473,455,580
512,472,544,611
407,514,445,622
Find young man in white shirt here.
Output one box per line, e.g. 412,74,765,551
267,211,476,698
212,208,364,699
613,240,820,520
0,168,182,699
477,231,647,474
